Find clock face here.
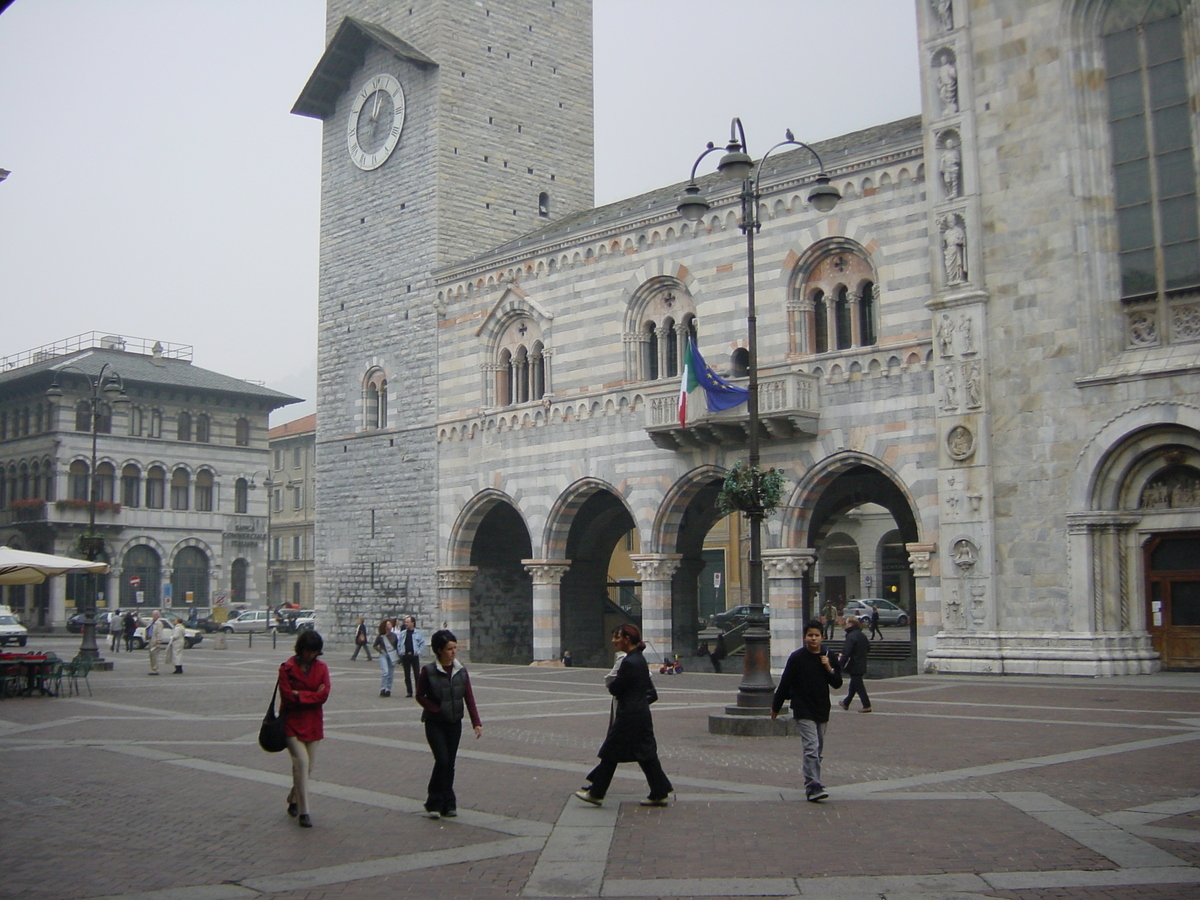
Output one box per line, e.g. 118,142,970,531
347,73,405,171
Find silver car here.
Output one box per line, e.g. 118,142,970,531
219,609,278,634
844,598,909,627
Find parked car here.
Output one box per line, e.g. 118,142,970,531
0,608,28,647
219,609,277,634
708,605,771,631
843,598,909,627
129,618,203,650
169,609,218,632
66,612,114,634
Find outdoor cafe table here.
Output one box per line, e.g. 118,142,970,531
0,652,56,696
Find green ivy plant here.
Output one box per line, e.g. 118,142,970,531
716,461,787,516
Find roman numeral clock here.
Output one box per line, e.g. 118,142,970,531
346,73,405,171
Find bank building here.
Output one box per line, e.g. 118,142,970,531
294,0,1200,675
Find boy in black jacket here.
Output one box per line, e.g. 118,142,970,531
771,619,843,802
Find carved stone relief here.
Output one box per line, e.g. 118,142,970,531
1127,309,1158,347
931,0,953,32
952,538,978,571
937,132,961,198
933,48,959,115
1139,464,1200,509
939,213,968,284
937,313,956,357
963,361,982,409
947,424,975,461
945,587,965,629
1173,302,1200,341
939,365,959,411
969,585,987,628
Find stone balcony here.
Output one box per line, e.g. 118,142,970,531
644,370,820,450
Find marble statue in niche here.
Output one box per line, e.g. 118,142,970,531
940,365,959,411
935,51,959,114
939,134,962,198
931,0,953,31
940,213,967,284
938,313,956,357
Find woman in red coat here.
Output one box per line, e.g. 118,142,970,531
278,630,330,828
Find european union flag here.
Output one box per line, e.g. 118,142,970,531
679,338,749,427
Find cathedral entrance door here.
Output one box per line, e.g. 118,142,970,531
1145,532,1200,670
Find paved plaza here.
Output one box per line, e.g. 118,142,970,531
1,635,1198,900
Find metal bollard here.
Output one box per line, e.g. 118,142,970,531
248,632,252,649
272,630,277,649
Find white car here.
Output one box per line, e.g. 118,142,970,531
219,609,277,634
0,608,28,647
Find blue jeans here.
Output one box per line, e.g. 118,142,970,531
378,653,395,692
795,719,827,794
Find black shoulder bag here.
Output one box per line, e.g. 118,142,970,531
258,681,288,753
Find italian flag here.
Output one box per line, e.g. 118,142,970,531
678,339,699,427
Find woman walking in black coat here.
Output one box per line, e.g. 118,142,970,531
574,623,673,807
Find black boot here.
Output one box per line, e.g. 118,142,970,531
174,665,183,674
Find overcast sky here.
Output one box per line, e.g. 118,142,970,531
0,1,920,424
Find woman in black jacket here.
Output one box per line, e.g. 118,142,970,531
574,623,673,807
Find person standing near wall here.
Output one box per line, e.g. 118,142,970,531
373,618,399,697
415,629,483,819
350,617,372,661
398,615,426,698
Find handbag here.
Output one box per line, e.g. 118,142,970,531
258,682,288,753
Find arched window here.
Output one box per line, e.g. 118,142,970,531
235,418,250,446
172,546,209,605
538,191,550,217
363,369,389,429
234,477,249,514
68,460,89,500
146,466,166,509
494,316,548,406
812,290,829,353
195,414,210,443
17,462,29,500
170,468,190,510
630,283,698,381
75,401,91,432
230,557,248,603
798,246,878,355
129,406,144,436
195,469,214,512
121,545,161,607
177,412,192,442
95,462,115,503
121,464,141,508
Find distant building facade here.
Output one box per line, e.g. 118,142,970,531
297,1,1200,674
0,334,299,627
268,414,316,609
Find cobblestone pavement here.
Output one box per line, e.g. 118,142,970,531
1,635,1198,900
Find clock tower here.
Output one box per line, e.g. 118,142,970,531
293,2,594,634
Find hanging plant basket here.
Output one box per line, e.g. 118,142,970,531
716,461,787,516
76,533,106,559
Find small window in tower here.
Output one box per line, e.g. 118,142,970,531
538,192,550,217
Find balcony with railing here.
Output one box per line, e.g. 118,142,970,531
644,370,820,450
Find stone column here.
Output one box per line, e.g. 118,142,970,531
436,566,477,657
629,554,681,659
848,290,863,347
763,548,816,671
522,560,570,662
48,576,67,629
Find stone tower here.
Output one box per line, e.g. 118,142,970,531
293,1,594,637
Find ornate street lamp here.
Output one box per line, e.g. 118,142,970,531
46,364,129,659
678,118,839,710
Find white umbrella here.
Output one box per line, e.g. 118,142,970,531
0,547,110,585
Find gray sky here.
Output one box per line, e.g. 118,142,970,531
0,1,920,424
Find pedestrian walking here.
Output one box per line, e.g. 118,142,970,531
771,619,842,802
868,605,882,640
169,617,185,673
146,610,167,675
123,610,137,652
838,615,872,712
108,609,122,653
349,617,373,661
710,631,727,673
414,629,483,819
279,629,330,829
574,623,673,808
373,618,399,697
822,600,838,640
398,615,426,698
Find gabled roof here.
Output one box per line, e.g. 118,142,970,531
0,348,301,410
292,17,438,120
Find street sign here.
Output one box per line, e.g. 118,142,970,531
163,583,173,603
130,575,142,588
213,593,227,607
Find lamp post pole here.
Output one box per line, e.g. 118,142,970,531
47,364,128,659
679,118,839,709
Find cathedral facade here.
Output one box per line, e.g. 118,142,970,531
297,0,1200,674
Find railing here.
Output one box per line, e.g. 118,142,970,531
644,370,820,450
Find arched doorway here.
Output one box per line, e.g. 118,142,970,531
121,545,162,608
469,502,533,664
171,546,209,606
555,486,637,667
1145,531,1200,669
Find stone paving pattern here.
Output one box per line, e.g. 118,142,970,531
1,637,1198,900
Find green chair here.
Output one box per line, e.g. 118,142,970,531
38,659,67,697
66,654,93,696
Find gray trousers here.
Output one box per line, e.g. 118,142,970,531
795,718,827,793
